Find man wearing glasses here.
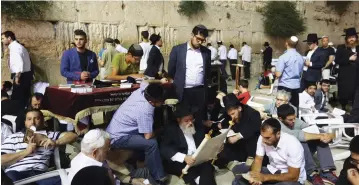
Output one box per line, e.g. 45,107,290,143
301,33,327,91
257,90,297,119
168,25,212,136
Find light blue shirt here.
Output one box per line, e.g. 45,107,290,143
276,48,304,89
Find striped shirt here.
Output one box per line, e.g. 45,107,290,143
106,82,154,142
1,131,60,172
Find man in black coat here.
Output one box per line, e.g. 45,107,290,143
168,25,212,136
215,93,261,169
144,34,165,79
301,33,327,91
262,42,273,71
336,135,359,185
335,27,359,115
160,103,216,185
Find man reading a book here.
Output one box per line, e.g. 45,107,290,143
160,103,217,185
1,109,77,184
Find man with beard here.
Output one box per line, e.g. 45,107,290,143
160,103,216,185
314,79,333,113
215,93,261,169
336,135,359,185
299,83,317,114
168,25,212,137
320,36,335,80
232,118,306,185
336,27,359,122
61,29,99,84
277,104,338,185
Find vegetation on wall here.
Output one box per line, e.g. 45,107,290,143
177,1,206,18
327,1,352,16
1,1,51,19
261,1,306,38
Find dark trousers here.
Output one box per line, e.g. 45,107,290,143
111,135,165,180
6,170,61,185
344,86,359,123
301,141,335,174
182,86,207,136
277,86,300,110
232,164,302,185
243,61,251,79
165,162,216,185
263,60,271,71
219,59,228,79
11,71,33,107
229,59,238,80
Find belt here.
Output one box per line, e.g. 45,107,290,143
185,85,204,89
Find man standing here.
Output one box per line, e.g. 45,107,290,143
168,25,212,135
107,44,144,81
139,31,151,74
277,105,338,185
1,31,32,107
106,82,167,184
301,33,326,91
114,39,128,53
320,36,335,80
228,44,238,81
239,42,252,79
314,79,333,113
144,33,165,78
99,38,118,80
232,118,306,185
217,41,228,80
275,36,304,109
161,103,216,185
60,29,99,84
336,28,359,118
207,43,217,62
262,42,273,71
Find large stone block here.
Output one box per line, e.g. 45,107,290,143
76,1,125,24
1,18,54,40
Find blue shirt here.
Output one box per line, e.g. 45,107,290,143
106,82,154,142
276,48,304,89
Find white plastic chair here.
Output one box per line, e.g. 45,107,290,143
14,168,70,185
2,115,17,133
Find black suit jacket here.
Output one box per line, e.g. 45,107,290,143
160,123,204,163
168,43,211,101
144,46,165,78
302,47,327,82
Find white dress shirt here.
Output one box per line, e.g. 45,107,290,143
68,152,103,183
239,44,252,62
304,46,318,71
218,45,227,60
185,42,204,88
208,46,218,61
139,42,152,71
1,123,13,144
227,48,238,60
171,132,197,163
256,132,306,184
299,91,317,114
8,41,31,74
116,44,128,53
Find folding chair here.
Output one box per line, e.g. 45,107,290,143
2,115,17,133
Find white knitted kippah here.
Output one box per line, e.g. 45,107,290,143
83,129,101,143
290,36,299,42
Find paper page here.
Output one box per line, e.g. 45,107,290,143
120,83,132,89
302,125,320,134
332,108,346,116
220,129,237,137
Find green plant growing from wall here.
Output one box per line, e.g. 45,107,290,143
327,1,352,16
261,1,306,38
1,1,51,19
178,1,206,18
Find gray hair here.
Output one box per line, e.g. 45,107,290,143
81,129,110,154
276,90,291,101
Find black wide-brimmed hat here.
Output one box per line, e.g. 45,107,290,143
342,27,358,37
303,33,321,42
223,93,243,110
173,103,198,118
263,42,270,46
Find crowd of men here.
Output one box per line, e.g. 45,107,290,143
1,24,359,185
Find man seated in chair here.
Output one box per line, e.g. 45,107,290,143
299,83,318,114
337,135,359,185
106,81,167,185
277,104,338,185
232,118,306,185
215,93,261,170
160,103,217,185
314,79,333,113
1,109,77,184
257,90,297,119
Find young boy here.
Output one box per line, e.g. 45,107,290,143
233,79,251,104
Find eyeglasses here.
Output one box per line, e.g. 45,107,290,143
194,35,206,44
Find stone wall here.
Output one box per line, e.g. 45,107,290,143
1,1,359,85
